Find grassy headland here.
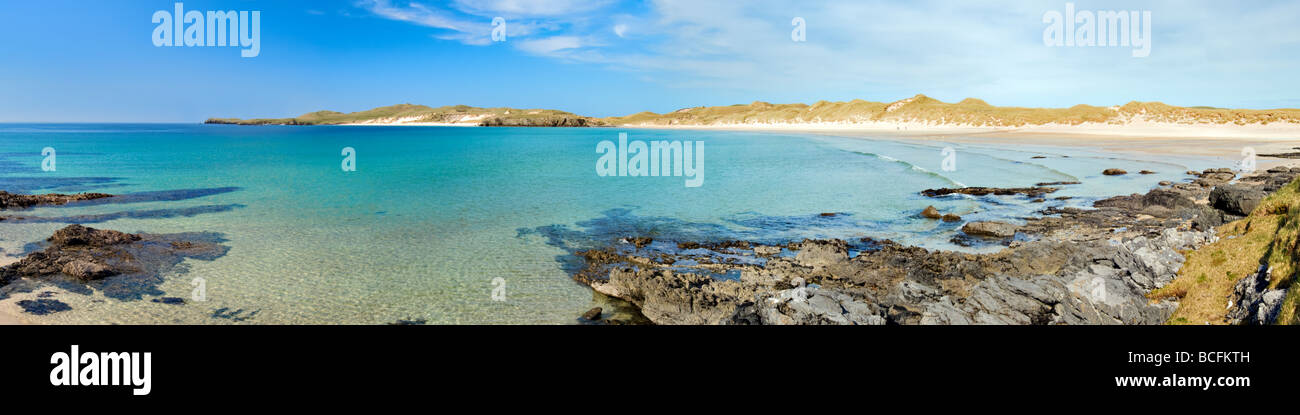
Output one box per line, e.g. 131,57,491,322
206,104,602,127
1152,177,1300,325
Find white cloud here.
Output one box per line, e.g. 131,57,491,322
359,0,1300,108
358,0,476,31
450,0,613,17
358,0,600,46
516,36,585,56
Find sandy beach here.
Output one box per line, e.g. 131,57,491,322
0,310,25,325
620,120,1300,169
0,256,25,324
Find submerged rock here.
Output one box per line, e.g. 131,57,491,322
921,186,1057,198
0,191,113,210
0,224,230,300
16,298,72,315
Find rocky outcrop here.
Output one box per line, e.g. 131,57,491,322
921,186,1057,198
962,221,1018,238
477,116,594,127
1210,184,1267,216
0,225,230,300
567,167,1300,325
2,225,141,281
1227,265,1288,325
0,191,113,209
1103,169,1127,175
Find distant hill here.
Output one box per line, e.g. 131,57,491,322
600,94,1300,127
208,97,1300,129
206,104,602,127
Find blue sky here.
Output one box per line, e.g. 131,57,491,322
1,0,1297,122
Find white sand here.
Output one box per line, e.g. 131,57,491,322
621,120,1300,139
617,120,1300,167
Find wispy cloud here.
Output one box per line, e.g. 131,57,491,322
357,0,1300,107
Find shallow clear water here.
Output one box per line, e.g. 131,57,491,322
0,124,1219,324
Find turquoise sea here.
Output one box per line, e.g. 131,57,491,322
0,124,1225,324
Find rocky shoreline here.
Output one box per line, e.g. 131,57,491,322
0,224,230,306
569,167,1300,325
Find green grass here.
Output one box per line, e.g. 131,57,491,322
1151,177,1300,325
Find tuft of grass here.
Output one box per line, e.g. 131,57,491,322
1152,177,1300,324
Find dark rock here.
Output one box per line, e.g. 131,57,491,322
921,186,1057,198
920,206,941,219
961,221,1018,238
626,237,652,248
1139,170,1156,175
581,307,603,321
1103,168,1127,176
0,191,113,210
60,260,115,280
1194,169,1236,187
0,225,230,300
1259,152,1300,159
941,213,962,222
152,297,186,305
1228,264,1286,325
1094,189,1196,218
478,116,594,127
1035,181,1081,186
50,224,141,247
1210,184,1266,216
16,299,72,315
387,319,427,325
